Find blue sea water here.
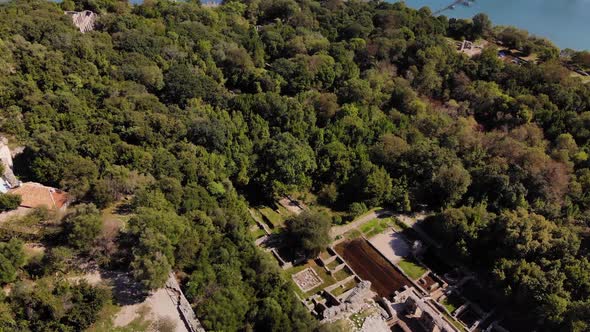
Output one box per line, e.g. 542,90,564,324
400,0,590,51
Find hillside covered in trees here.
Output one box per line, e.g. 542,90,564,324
0,0,589,330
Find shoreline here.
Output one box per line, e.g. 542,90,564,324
396,0,590,51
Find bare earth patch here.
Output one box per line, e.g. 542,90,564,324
335,239,411,298
277,197,306,215
75,269,190,332
113,288,182,331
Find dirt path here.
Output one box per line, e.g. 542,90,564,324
330,209,392,238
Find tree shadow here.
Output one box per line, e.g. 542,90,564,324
11,147,42,184
100,270,149,306
374,209,393,218
114,200,133,215
387,232,410,258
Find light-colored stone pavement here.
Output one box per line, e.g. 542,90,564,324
369,229,410,264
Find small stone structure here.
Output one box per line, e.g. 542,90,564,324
65,10,97,33
292,267,323,292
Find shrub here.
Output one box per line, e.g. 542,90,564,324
0,193,21,212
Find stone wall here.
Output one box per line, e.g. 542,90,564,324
165,273,205,332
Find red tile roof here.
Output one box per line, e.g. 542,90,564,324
8,182,69,210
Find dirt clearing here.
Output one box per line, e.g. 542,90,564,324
335,238,411,299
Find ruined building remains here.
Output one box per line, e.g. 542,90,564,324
65,10,97,33
386,286,459,332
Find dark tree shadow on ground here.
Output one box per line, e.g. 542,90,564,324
374,209,393,218
114,200,134,215
100,270,149,306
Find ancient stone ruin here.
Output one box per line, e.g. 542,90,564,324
64,10,97,33
292,267,323,293
322,281,376,320
385,286,459,332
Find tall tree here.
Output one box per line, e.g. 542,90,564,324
285,211,331,258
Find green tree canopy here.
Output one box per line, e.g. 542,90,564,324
284,211,331,258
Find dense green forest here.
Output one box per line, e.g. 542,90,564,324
0,0,589,330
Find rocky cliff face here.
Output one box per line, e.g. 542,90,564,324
0,137,19,188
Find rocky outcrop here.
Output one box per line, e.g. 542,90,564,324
0,137,19,189
165,273,205,332
64,10,97,33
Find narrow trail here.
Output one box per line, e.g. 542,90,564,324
330,209,393,238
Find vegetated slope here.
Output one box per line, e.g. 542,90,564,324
0,0,588,330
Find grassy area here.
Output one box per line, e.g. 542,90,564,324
359,218,379,234
331,280,357,297
326,259,340,270
333,268,352,281
318,319,353,332
248,208,264,225
311,205,347,224
258,207,284,228
319,251,332,260
571,71,590,83
250,226,266,239
359,217,395,238
1,208,50,235
442,311,468,332
23,244,44,263
364,226,386,238
276,204,292,218
101,202,132,239
343,229,362,240
350,307,379,329
441,294,463,314
442,299,457,314
398,259,428,280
